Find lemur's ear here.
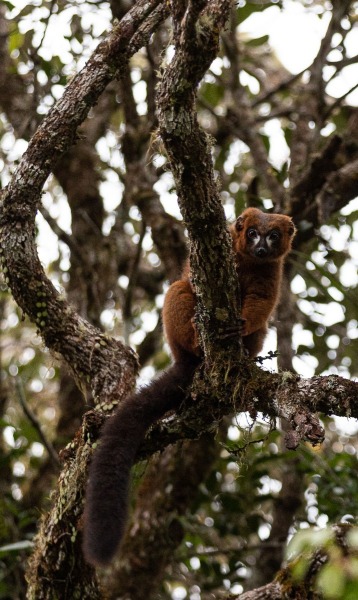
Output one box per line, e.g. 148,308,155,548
287,218,296,237
234,215,245,232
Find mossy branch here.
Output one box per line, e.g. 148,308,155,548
157,0,240,364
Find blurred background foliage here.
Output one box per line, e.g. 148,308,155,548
0,0,358,598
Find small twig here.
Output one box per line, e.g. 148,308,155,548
15,376,61,469
252,70,305,107
254,350,279,365
39,206,84,262
324,81,358,119
222,415,276,456
31,0,57,55
222,435,272,456
327,53,358,70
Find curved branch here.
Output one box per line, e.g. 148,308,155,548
0,0,167,397
1,0,166,215
0,4,169,598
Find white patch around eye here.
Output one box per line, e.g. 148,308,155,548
266,232,280,249
246,231,259,249
266,236,277,250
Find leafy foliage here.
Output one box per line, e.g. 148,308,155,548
0,0,358,598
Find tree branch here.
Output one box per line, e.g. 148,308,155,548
0,0,167,399
16,377,61,469
221,14,287,212
77,366,357,468
0,4,171,598
289,0,352,187
157,0,241,364
118,61,188,282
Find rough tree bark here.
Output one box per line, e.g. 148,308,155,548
0,1,357,599
0,2,168,597
157,0,243,365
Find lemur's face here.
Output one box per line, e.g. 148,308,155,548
233,208,296,261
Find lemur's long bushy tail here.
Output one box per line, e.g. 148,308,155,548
83,357,199,567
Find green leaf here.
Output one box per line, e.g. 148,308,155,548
246,35,269,47
291,556,310,582
260,133,270,153
347,529,358,549
200,82,224,107
8,30,23,54
287,528,332,561
3,2,15,11
18,4,36,17
317,563,345,598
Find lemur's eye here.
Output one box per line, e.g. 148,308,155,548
247,228,257,239
269,230,280,242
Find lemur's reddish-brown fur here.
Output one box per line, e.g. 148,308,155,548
163,207,296,360
83,208,296,567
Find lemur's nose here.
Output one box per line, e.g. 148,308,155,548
255,247,268,258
